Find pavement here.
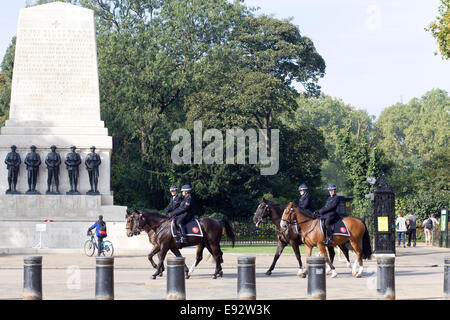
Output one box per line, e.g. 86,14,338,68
0,242,449,300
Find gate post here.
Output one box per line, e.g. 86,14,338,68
373,173,395,255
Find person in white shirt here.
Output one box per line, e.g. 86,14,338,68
422,214,439,246
395,212,407,248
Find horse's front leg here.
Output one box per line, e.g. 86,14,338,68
153,246,169,280
266,241,286,276
318,244,337,278
148,246,160,269
291,242,306,278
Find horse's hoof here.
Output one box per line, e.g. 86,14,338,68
218,271,223,278
212,275,217,279
302,273,307,278
330,270,337,278
265,271,272,276
185,275,190,279
152,275,157,280
159,273,163,277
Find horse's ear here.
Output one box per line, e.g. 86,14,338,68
262,198,267,203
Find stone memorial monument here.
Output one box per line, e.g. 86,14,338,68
0,2,146,250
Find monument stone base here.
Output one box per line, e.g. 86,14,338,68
0,195,148,250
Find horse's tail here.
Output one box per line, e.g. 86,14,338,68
361,221,372,260
222,219,236,248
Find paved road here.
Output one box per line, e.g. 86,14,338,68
0,243,449,300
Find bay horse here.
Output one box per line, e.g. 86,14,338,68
126,210,188,277
127,209,236,279
280,202,372,278
253,198,351,277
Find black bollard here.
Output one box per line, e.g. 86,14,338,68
95,256,114,300
23,256,43,300
167,256,186,300
307,256,326,300
377,255,395,300
237,256,256,300
444,256,450,298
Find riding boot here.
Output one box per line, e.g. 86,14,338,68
323,229,333,245
179,224,188,243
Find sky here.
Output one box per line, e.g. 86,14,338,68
0,0,449,118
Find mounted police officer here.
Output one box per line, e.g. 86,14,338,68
298,183,315,219
170,184,195,244
165,185,182,217
298,184,311,211
314,184,340,245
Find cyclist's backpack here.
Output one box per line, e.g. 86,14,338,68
99,222,107,236
425,219,433,230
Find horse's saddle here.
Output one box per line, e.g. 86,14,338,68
319,218,350,237
170,219,203,238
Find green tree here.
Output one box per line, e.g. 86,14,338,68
426,0,450,59
293,94,374,193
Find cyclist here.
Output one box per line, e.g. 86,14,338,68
87,215,107,256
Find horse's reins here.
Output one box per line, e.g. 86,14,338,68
282,207,318,241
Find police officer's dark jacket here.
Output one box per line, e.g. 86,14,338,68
298,192,311,210
167,195,182,213
171,195,194,217
318,194,340,216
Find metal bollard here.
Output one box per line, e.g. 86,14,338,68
167,256,186,300
95,256,114,300
237,256,256,300
444,257,450,298
307,256,326,300
23,256,43,300
377,255,395,300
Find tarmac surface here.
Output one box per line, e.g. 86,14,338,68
0,242,449,300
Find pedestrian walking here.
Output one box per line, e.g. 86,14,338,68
395,212,407,248
406,211,417,247
422,214,439,246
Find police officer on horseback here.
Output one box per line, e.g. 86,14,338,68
314,184,340,245
170,184,195,244
298,184,311,210
165,185,182,217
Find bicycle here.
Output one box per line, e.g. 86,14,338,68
84,230,114,257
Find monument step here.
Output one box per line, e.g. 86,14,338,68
1,127,109,136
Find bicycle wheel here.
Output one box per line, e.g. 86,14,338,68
102,241,114,257
84,239,95,257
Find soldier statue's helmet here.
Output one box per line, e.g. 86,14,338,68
298,184,308,191
30,145,36,150
181,185,192,192
90,146,96,150
169,185,178,191
11,145,16,150
327,184,337,191
71,146,76,150
50,145,57,150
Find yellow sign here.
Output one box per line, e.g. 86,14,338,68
378,216,389,232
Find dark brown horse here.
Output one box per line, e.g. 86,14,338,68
253,198,350,277
280,202,372,278
126,210,190,277
127,209,236,279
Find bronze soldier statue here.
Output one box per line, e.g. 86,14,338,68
24,145,41,194
45,145,61,194
5,145,21,194
85,146,101,195
65,146,81,194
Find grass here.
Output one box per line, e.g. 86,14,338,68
221,244,320,255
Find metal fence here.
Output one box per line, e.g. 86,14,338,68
221,217,278,245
